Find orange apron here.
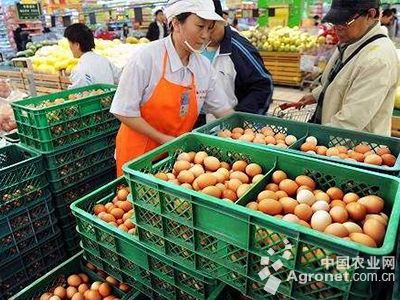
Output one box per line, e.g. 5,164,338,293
116,50,199,176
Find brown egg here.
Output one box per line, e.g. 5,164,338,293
265,183,280,192
78,284,89,294
297,185,313,193
294,204,313,221
301,142,316,152
85,290,102,300
258,199,282,215
271,170,288,184
349,151,365,162
226,178,242,192
54,287,67,299
381,154,396,167
252,174,264,183
329,206,349,223
71,294,84,300
261,126,274,136
275,133,286,141
98,283,112,297
192,178,200,190
166,173,176,180
376,147,391,156
124,219,135,230
202,186,222,198
230,171,250,183
365,214,388,226
245,163,263,177
177,170,195,184
338,153,349,159
346,202,367,221
220,162,230,170
275,190,288,199
282,214,300,223
295,175,316,190
324,223,349,237
314,192,331,203
364,154,383,166
337,146,348,154
106,276,118,286
232,160,248,172
279,197,298,214
222,189,238,201
363,219,386,244
203,156,221,171
116,201,132,213
66,286,78,299
174,160,192,173
49,297,61,300
40,293,53,300
246,201,258,210
257,190,278,202
326,187,344,200
298,220,311,228
254,138,266,144
197,174,217,189
343,222,363,234
279,179,299,197
326,147,340,157
237,184,251,198
194,151,208,164
354,144,372,154
232,127,244,134
349,233,377,248
216,167,230,180
177,152,192,162
215,183,225,191
244,128,255,134
189,164,205,178
358,195,384,214
316,146,328,156
119,283,131,292
94,204,107,215
343,193,360,204
330,200,346,208
67,274,82,287
265,136,277,145
212,172,226,184
231,132,242,139
110,208,125,219
104,203,115,212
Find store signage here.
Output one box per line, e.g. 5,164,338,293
17,3,42,20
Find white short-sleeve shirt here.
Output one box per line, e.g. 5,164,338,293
110,35,232,118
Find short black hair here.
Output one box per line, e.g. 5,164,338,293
169,12,192,32
64,23,95,52
155,9,163,16
383,8,394,17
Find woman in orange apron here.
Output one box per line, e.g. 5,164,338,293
111,0,234,176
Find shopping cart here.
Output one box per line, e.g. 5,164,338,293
267,99,316,123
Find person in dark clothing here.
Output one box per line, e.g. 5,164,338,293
122,23,130,39
13,26,22,51
146,9,168,41
194,0,273,127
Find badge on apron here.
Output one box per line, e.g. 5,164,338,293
179,89,190,117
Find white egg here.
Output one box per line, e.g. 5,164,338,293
297,190,316,206
312,201,330,212
276,144,288,149
307,151,316,155
311,211,332,232
306,136,318,146
282,214,300,223
285,135,297,146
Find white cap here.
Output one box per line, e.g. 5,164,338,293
165,0,224,23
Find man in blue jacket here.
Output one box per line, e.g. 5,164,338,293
195,0,273,127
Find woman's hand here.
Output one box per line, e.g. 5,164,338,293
280,94,317,110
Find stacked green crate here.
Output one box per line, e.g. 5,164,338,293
11,84,119,255
0,144,65,299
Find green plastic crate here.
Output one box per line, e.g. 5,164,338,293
0,232,66,300
9,251,141,300
4,131,19,143
193,112,308,149
0,192,59,265
122,133,400,299
0,144,48,217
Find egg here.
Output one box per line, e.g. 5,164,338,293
330,200,346,208
326,147,340,157
297,190,316,206
275,133,286,141
381,154,396,167
66,286,78,299
306,136,318,145
78,284,89,294
312,201,330,212
275,190,288,199
98,283,112,297
244,128,255,134
380,212,389,222
343,222,363,234
252,174,264,183
237,184,251,198
358,195,384,214
343,193,360,204
258,199,282,215
307,150,316,155
212,172,226,184
364,154,383,165
285,135,297,146
177,152,192,162
326,187,344,200
298,220,311,228
314,192,331,203
301,142,316,152
231,132,242,139
295,175,316,190
106,276,118,286
71,294,84,300
264,135,277,145
316,146,328,156
53,287,67,299
354,144,372,154
220,162,231,170
119,283,131,293
297,185,313,192
265,183,280,192
230,171,250,183
197,173,217,189
49,296,61,300
177,170,195,184
254,138,266,144
337,146,348,154
110,208,124,219
272,170,288,184
346,202,367,221
222,189,238,201
194,151,208,164
246,201,258,210
245,163,263,177
324,223,349,238
294,204,313,221
67,274,82,287
154,172,169,181
282,214,300,223
329,206,349,223
338,153,349,159
375,147,391,156
202,186,222,198
189,165,205,178
261,126,274,136
257,191,278,202
363,219,386,244
192,178,200,190
276,143,289,149
203,156,221,171
311,211,332,232
226,178,242,192
232,127,244,134
365,214,387,226
166,173,176,180
232,160,248,172
40,293,53,300
349,233,377,248
279,197,298,214
85,290,102,300
279,179,299,196
174,160,192,173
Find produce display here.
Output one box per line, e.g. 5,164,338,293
217,126,298,148
242,26,325,52
153,151,264,201
246,169,388,248
300,136,397,167
93,185,135,234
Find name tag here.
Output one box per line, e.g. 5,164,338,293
180,89,190,117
